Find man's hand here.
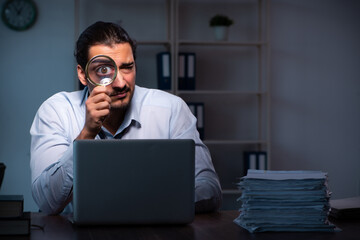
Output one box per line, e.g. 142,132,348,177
77,86,111,139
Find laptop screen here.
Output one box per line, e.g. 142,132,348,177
72,139,195,225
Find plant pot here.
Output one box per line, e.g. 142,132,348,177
213,26,229,41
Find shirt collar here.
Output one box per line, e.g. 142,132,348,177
119,85,141,132
80,86,88,106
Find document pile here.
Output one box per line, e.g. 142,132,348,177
234,170,338,232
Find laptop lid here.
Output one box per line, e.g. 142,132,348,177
72,139,195,225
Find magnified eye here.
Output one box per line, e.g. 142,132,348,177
96,65,114,76
86,55,117,86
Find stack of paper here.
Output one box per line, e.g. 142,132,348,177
234,170,338,232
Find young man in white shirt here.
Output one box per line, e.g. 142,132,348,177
30,21,222,215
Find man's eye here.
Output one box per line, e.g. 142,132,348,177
96,66,113,75
120,65,134,73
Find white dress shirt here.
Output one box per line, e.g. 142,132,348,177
30,85,222,214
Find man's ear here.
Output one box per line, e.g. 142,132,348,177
77,65,88,86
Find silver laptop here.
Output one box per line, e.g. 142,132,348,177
72,139,195,225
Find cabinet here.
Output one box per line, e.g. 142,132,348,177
76,0,270,210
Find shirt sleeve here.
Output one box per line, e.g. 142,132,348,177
30,97,74,215
170,98,222,213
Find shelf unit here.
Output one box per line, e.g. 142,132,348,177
76,0,270,210
175,0,270,210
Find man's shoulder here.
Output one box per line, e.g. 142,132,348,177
135,86,183,106
41,89,85,110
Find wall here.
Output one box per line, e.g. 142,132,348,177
0,0,359,212
270,0,360,199
0,0,76,211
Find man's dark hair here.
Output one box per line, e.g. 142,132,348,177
75,21,137,70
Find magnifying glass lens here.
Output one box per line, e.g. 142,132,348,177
87,56,116,86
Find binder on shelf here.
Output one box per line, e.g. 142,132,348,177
243,151,267,175
186,53,196,90
196,103,204,139
156,52,171,90
178,52,196,90
187,102,204,140
178,53,186,90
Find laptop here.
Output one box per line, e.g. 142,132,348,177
72,139,195,225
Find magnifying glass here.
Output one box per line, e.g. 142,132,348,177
85,55,117,86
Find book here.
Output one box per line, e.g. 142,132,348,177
0,211,30,235
0,195,23,218
156,52,171,90
329,196,360,219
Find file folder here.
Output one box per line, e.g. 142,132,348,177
178,53,186,90
187,102,204,140
244,151,267,175
157,52,171,90
178,53,196,90
186,53,196,90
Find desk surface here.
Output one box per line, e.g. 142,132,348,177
27,211,359,240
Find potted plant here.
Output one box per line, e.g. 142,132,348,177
209,14,234,41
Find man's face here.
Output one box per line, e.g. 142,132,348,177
78,43,136,111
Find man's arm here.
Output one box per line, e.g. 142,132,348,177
30,98,75,215
31,147,74,215
195,144,222,213
170,99,222,213
30,87,112,215
194,142,222,213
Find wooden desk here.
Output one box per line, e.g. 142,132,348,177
24,211,359,240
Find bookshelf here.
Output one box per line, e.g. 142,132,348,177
76,0,270,210
175,0,270,210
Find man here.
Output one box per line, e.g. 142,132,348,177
30,21,222,215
